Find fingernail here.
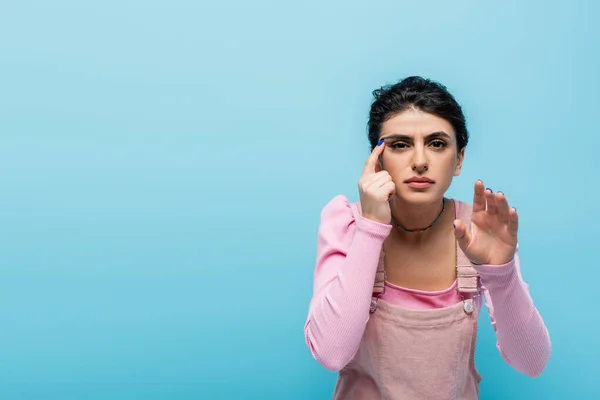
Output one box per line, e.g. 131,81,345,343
486,188,493,193
378,139,384,146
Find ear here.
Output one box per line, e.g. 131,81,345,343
454,148,465,176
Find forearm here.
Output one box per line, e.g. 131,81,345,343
475,259,551,377
305,219,390,372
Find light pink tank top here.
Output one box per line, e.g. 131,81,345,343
378,199,482,312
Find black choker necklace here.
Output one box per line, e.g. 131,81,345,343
390,198,447,233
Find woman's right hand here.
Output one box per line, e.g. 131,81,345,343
358,140,396,224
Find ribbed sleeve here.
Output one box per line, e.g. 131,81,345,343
304,195,392,372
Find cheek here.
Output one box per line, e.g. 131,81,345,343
440,156,460,176
381,159,404,177
382,151,409,167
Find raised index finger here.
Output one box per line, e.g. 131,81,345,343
362,139,385,176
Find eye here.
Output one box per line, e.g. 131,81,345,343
389,141,409,149
430,140,447,148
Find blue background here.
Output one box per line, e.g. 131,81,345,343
1,0,598,398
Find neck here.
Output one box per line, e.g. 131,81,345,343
389,197,449,242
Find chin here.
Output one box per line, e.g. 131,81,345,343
394,189,445,205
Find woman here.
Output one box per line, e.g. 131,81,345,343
303,76,551,399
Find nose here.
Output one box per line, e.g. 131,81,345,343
411,146,429,173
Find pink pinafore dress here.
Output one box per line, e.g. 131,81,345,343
332,201,482,400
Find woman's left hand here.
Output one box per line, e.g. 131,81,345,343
453,180,518,265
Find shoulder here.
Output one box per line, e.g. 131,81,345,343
454,198,472,212
453,198,472,221
315,195,358,250
319,195,358,230
320,195,391,239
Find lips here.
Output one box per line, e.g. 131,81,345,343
404,176,435,189
404,177,435,183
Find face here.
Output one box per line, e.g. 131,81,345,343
378,108,464,205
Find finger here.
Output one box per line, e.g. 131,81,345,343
375,152,385,173
363,139,386,176
362,139,386,176
359,171,390,195
366,171,392,188
382,181,397,200
453,219,471,252
496,192,509,223
508,207,519,237
484,187,497,215
472,180,486,212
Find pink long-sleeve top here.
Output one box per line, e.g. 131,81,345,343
304,195,552,377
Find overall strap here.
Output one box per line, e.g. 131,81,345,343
351,199,481,315
455,200,481,314
371,251,386,313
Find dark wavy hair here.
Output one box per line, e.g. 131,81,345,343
367,76,469,152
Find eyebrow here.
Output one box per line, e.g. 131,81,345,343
381,131,452,141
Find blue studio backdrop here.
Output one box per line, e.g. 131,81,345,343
1,1,598,399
